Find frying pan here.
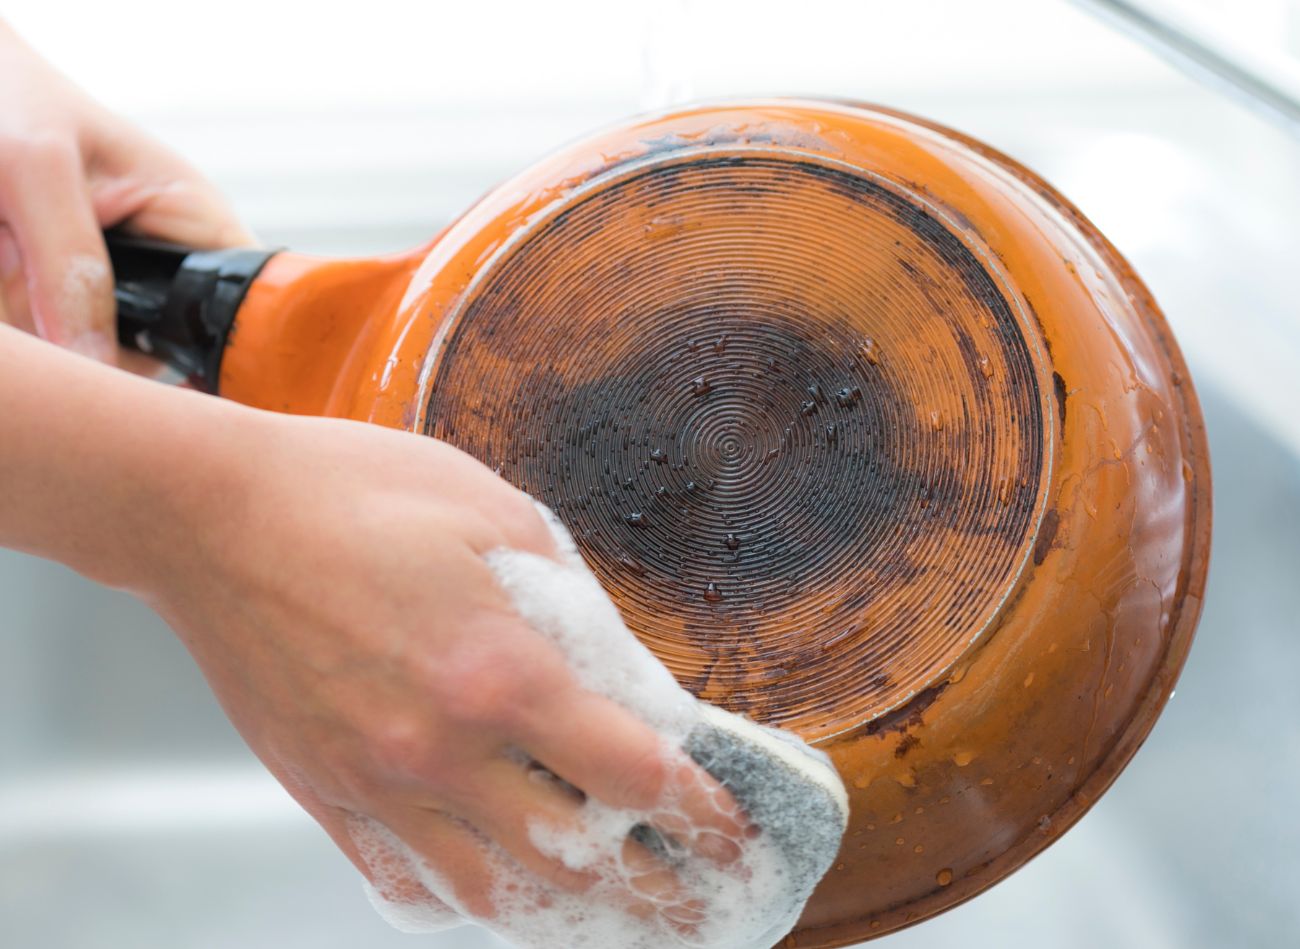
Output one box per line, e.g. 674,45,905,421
107,99,1211,947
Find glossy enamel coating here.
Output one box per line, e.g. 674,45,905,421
216,101,1210,946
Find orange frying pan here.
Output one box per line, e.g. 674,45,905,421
108,99,1210,947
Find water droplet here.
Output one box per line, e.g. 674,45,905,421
712,335,728,355
800,400,818,417
724,533,740,550
1023,672,1035,688
807,383,824,404
1181,460,1193,482
936,868,953,887
978,354,993,378
913,844,924,854
953,751,975,767
861,337,881,365
690,376,712,397
684,480,697,492
825,422,838,444
763,447,781,463
895,837,905,846
650,448,667,464
618,556,646,576
835,386,862,408
621,477,635,490
624,513,647,528
929,409,943,431
766,357,779,373
655,486,669,497
1037,815,1052,833
703,582,723,603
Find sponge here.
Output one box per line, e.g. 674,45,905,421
354,503,849,948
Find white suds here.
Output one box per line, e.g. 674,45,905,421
61,253,114,361
349,504,849,948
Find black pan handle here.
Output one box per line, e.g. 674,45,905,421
106,230,277,392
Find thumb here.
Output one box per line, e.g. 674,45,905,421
0,136,114,361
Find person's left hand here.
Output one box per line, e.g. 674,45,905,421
0,18,254,365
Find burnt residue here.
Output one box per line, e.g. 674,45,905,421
424,154,1046,730
1052,371,1068,429
894,733,921,759
862,682,949,738
1032,509,1060,566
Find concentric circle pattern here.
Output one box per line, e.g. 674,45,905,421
425,153,1046,739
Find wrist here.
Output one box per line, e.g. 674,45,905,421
0,324,272,597
95,387,273,601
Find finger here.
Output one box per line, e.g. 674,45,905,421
449,758,703,927
380,809,502,920
0,136,115,359
333,811,441,907
108,175,256,250
279,782,447,912
0,225,35,332
89,130,255,250
620,834,706,927
447,759,598,895
518,690,750,849
497,494,561,560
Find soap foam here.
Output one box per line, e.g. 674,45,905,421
349,503,849,948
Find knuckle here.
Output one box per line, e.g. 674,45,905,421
0,130,77,172
435,643,530,730
508,506,555,555
453,510,510,555
369,715,427,776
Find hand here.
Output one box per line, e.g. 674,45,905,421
0,19,252,363
140,408,746,921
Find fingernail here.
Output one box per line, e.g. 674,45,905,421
695,831,741,864
661,902,707,925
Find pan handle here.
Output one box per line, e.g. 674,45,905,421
106,230,278,392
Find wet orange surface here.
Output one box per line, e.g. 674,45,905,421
214,101,1210,946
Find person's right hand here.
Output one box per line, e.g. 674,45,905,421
118,405,748,923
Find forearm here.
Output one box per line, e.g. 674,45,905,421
0,323,245,591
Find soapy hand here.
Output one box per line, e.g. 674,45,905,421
140,410,750,926
0,19,252,363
